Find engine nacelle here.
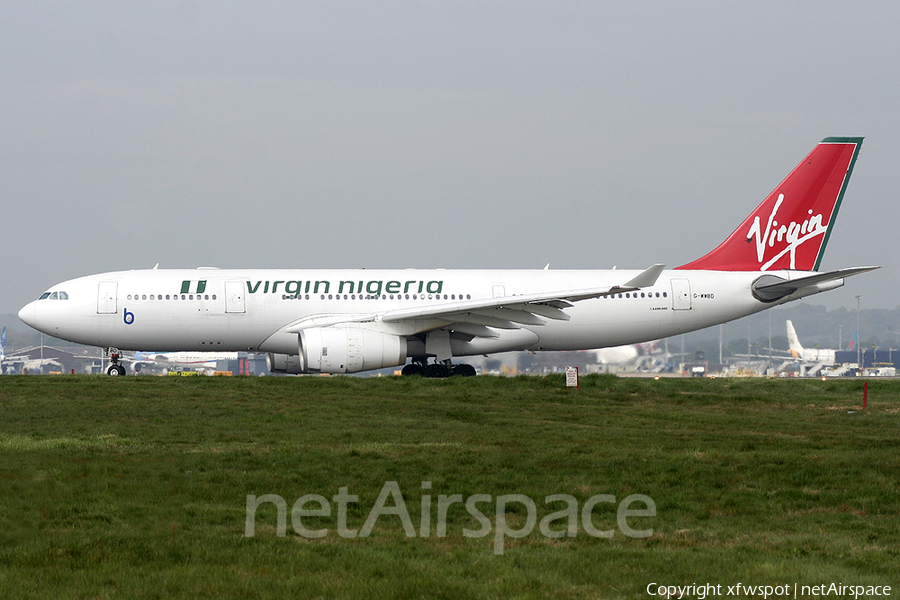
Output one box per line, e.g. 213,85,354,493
267,328,407,374
266,352,304,374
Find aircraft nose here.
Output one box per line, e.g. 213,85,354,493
18,302,36,328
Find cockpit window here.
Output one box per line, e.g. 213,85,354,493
38,291,69,300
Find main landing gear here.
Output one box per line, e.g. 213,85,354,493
401,360,477,378
106,348,126,376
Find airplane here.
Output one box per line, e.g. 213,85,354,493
595,341,661,367
786,320,837,365
128,350,241,372
0,326,31,374
18,137,878,377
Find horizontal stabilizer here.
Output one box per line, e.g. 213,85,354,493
752,266,879,302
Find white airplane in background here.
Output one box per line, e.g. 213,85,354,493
0,326,31,373
786,320,837,365
595,341,661,367
19,137,877,377
129,351,241,371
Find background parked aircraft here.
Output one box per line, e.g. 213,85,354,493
0,326,32,373
787,320,837,365
129,351,241,371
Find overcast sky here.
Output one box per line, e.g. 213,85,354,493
2,1,897,316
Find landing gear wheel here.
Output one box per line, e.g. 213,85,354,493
424,363,450,379
451,364,477,377
401,363,424,376
106,348,126,376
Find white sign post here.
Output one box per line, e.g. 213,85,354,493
565,366,579,390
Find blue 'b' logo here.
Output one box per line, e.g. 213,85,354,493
123,308,135,325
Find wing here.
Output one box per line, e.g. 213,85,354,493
283,264,666,337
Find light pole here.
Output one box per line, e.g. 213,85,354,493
719,324,723,365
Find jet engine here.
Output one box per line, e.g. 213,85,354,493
267,328,407,374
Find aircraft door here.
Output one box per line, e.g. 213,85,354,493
671,279,692,310
97,281,118,314
225,281,246,313
492,285,505,298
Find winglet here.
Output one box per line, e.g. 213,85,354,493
624,264,666,288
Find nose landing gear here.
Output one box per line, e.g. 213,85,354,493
106,348,126,376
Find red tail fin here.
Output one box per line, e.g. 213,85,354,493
676,137,863,272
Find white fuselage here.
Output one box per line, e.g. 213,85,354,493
18,267,829,358
793,346,837,365
133,351,241,368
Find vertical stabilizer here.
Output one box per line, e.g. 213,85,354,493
786,320,803,358
677,138,863,272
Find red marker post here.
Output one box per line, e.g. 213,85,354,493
863,381,868,409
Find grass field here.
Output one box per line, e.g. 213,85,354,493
0,374,898,599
